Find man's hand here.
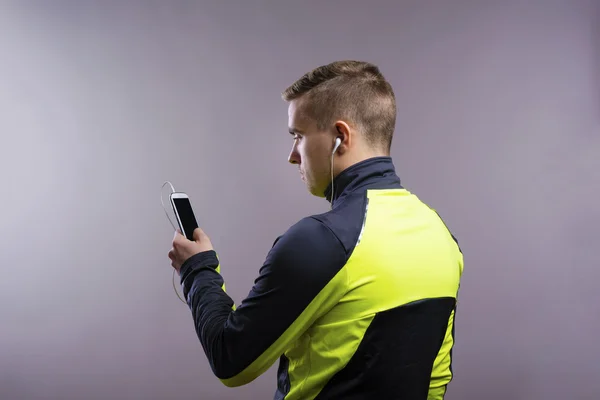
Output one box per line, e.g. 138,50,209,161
168,227,214,274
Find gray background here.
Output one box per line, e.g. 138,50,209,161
1,1,599,399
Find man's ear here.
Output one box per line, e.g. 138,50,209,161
334,121,351,153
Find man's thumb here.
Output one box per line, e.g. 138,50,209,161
193,227,204,242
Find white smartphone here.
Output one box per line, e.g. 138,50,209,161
169,192,199,241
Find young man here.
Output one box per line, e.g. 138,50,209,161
168,60,464,400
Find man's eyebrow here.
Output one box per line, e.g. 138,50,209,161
288,127,303,135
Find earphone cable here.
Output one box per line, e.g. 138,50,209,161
161,181,177,231
330,151,335,209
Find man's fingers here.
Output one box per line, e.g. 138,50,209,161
193,227,204,242
172,230,186,247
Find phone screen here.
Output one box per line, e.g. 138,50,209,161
172,197,199,241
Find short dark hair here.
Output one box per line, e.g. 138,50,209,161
282,60,396,151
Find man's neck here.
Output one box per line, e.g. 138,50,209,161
334,149,390,178
324,155,400,205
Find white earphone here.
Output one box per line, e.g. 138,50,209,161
330,137,342,209
333,137,342,154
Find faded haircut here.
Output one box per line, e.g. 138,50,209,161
282,60,396,151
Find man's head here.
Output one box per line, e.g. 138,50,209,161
282,60,396,198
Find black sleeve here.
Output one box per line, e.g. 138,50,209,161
178,216,348,387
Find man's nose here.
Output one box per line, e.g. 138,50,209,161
288,144,300,165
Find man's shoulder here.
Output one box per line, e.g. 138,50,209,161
270,191,369,258
310,194,370,254
264,215,347,275
272,215,342,250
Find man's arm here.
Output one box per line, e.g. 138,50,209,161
179,216,348,387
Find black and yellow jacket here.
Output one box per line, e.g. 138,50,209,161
179,156,464,400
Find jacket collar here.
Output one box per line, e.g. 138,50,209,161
324,156,402,207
